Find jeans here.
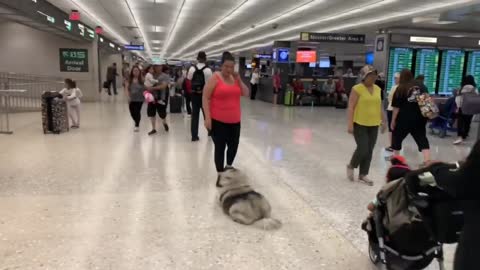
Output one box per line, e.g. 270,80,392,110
349,123,379,176
191,93,204,139
129,102,143,127
211,119,241,172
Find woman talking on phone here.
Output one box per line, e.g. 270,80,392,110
203,52,249,186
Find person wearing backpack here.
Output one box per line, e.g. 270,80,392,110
187,51,213,141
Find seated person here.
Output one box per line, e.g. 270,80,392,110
310,78,320,96
334,77,348,104
292,78,305,104
320,77,335,102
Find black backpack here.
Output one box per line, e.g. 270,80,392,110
191,66,208,92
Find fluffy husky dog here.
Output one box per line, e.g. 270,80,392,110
217,168,281,230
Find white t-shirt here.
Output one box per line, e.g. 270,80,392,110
144,72,158,88
60,87,82,106
187,63,212,82
250,73,260,85
387,85,398,111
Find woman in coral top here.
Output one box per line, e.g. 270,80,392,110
203,51,250,186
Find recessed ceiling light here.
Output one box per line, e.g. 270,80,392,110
152,47,161,50
151,25,165,32
435,20,458,25
152,40,162,44
451,34,465,38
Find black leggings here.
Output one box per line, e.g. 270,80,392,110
129,102,143,127
211,119,241,172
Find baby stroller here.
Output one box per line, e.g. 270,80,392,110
429,96,457,138
362,166,464,270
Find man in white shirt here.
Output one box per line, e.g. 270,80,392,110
250,68,260,100
187,51,213,141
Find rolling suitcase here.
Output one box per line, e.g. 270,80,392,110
284,90,294,106
169,95,183,113
41,91,69,134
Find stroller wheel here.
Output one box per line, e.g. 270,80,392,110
368,242,380,264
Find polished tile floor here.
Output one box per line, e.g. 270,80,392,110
1,97,475,270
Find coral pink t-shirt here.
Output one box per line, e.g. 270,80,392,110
210,73,242,123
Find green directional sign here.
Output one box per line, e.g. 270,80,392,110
59,48,88,72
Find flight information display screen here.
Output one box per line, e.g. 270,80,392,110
415,48,439,93
467,51,480,87
387,47,413,91
439,50,465,95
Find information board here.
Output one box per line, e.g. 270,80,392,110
467,51,480,86
387,47,413,91
59,48,88,72
415,48,439,93
439,50,465,95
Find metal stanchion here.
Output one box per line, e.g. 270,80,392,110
0,89,27,135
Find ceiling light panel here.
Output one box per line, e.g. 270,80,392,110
180,0,392,58
198,0,474,58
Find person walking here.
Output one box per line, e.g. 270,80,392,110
203,51,249,186
106,63,118,95
250,68,260,100
347,65,386,185
188,51,213,141
385,72,400,152
391,69,431,164
60,79,83,129
124,65,145,132
146,65,170,135
454,75,478,145
272,69,281,105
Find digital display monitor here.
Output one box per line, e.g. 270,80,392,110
365,52,374,65
318,57,331,68
277,48,290,63
467,51,480,87
439,50,465,95
309,62,316,68
415,48,439,94
296,51,317,63
387,47,413,91
246,64,252,69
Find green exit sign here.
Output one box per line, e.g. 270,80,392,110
64,20,72,31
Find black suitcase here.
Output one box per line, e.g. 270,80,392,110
169,95,183,113
41,91,69,134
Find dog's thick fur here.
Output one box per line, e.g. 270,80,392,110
217,168,281,230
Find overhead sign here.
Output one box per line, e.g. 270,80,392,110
254,54,272,59
59,48,88,72
124,45,145,51
300,32,365,44
277,48,290,63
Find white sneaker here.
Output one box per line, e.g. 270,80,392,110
453,138,463,145
134,127,139,132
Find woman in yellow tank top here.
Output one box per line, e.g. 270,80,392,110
346,65,386,185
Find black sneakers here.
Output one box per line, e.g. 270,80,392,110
163,123,169,132
148,129,157,136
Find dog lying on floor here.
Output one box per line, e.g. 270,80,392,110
217,168,282,230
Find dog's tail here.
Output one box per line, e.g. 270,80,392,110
253,218,282,230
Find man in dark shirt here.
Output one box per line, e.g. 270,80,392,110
415,75,429,93
106,63,118,95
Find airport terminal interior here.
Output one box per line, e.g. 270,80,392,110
1,0,480,269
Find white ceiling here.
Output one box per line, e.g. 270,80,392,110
46,0,480,61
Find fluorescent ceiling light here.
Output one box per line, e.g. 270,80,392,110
410,36,438,43
198,0,471,59
152,47,161,50
109,42,115,48
70,0,128,44
151,25,165,32
178,0,390,58
160,0,188,58
99,37,104,42
152,40,162,44
451,34,465,38
435,20,458,25
125,0,152,57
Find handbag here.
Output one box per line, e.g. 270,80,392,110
102,81,109,89
416,92,439,119
461,92,480,115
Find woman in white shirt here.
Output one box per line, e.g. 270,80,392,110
454,75,478,145
386,72,400,152
250,68,260,100
60,79,83,129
